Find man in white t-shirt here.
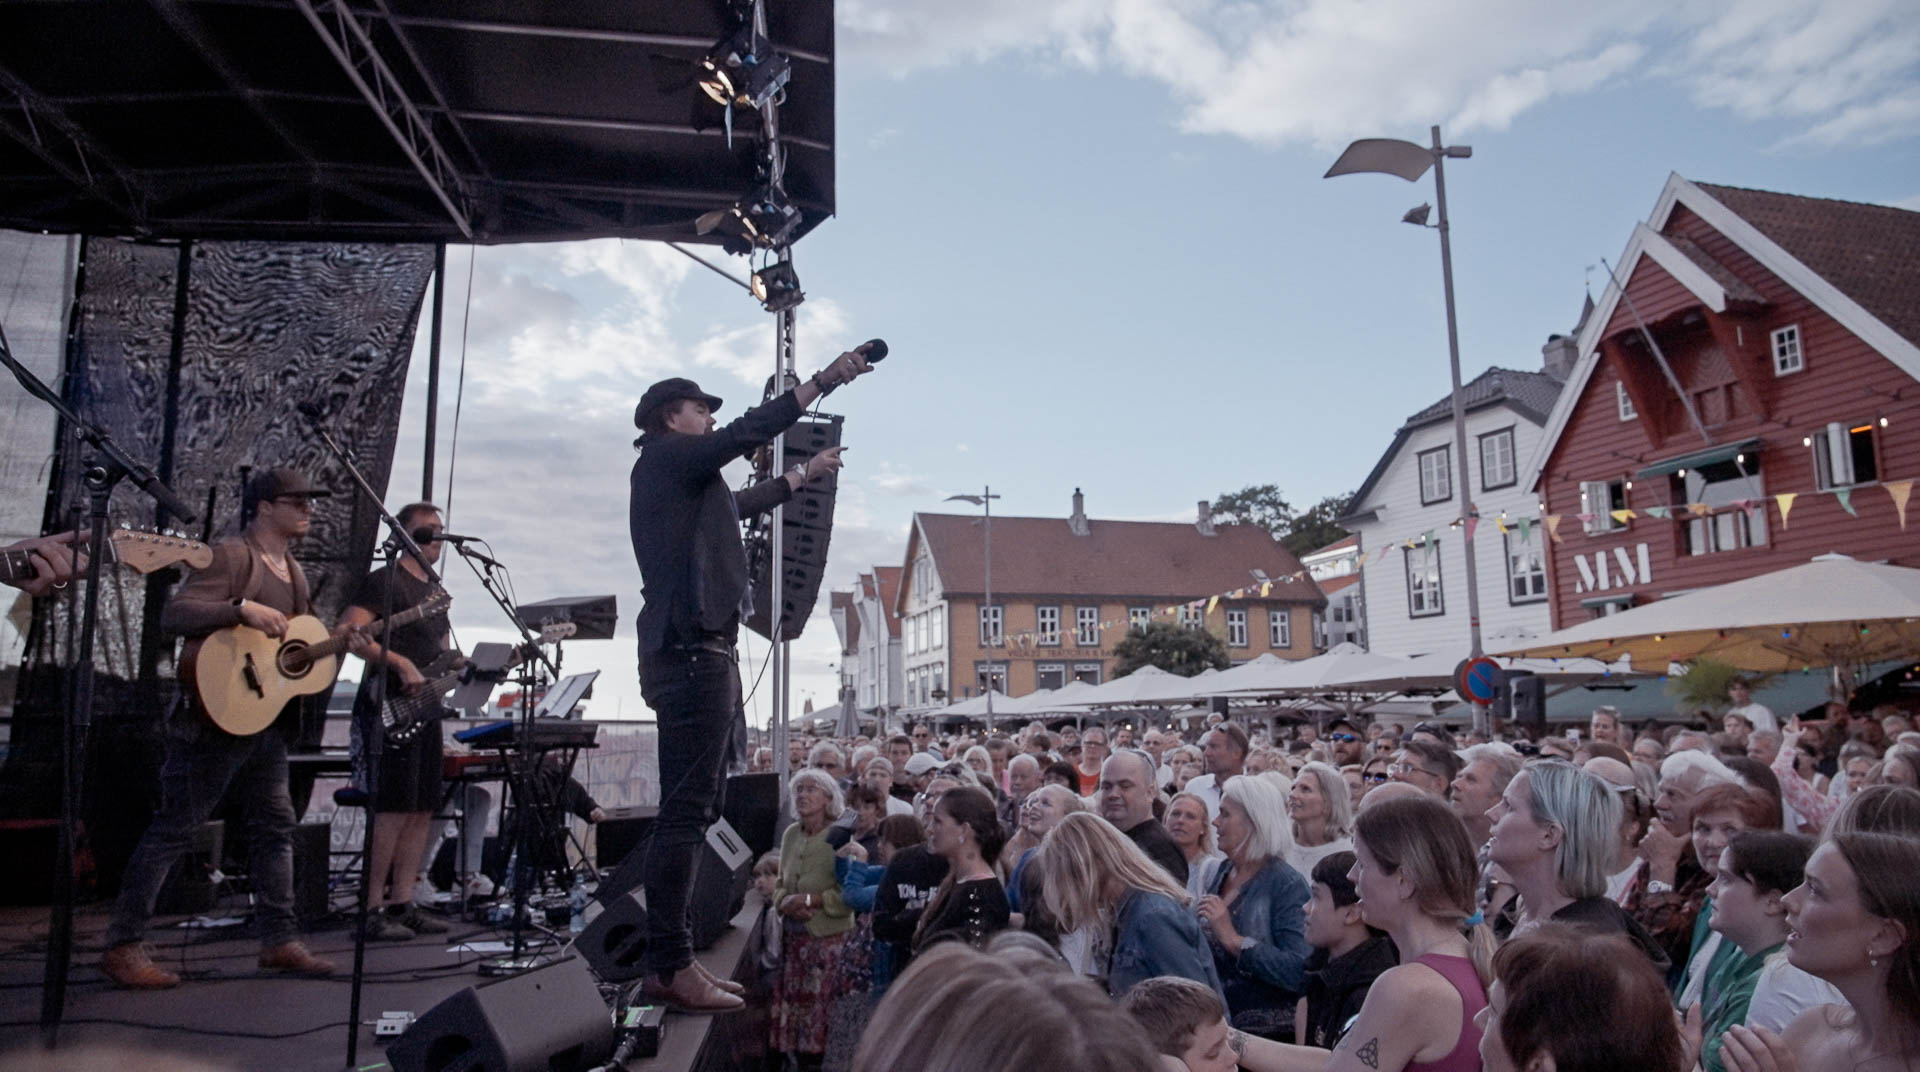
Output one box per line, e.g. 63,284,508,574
1181,722,1248,818
1726,677,1778,734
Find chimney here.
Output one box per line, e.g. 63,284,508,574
1541,333,1579,382
1196,500,1215,537
1068,487,1090,536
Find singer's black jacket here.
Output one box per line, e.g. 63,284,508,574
629,389,801,655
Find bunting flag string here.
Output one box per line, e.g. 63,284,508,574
1836,487,1857,517
1776,492,1796,529
1889,481,1912,530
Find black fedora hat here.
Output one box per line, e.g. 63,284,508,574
634,377,724,428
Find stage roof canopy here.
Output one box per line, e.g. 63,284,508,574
0,0,835,245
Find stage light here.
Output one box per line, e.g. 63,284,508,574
699,26,791,111
738,193,802,248
751,261,804,312
1402,203,1432,227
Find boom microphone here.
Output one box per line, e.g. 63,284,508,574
859,338,888,363
410,527,483,546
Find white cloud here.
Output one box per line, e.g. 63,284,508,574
838,0,1920,148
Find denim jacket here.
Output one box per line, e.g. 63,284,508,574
1109,889,1226,998
1205,857,1313,1029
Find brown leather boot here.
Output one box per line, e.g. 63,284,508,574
637,965,745,1013
258,940,335,976
101,943,181,990
693,960,746,996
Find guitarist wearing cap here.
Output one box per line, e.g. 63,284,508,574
338,502,457,942
102,468,344,989
628,341,877,1011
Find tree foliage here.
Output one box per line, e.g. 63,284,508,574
1210,484,1354,556
1112,622,1231,678
1664,659,1776,715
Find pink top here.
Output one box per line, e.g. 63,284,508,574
1771,743,1839,831
1406,954,1486,1072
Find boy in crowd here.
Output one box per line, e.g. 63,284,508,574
1124,976,1240,1072
1297,851,1397,1050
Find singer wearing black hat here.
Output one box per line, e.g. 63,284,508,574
629,341,878,1011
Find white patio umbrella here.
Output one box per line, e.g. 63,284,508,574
1076,665,1213,707
1314,646,1642,692
936,690,1013,719
1008,679,1104,715
1189,652,1291,695
1204,644,1415,695
1491,555,1920,671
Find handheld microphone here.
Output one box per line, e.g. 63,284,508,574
859,338,888,363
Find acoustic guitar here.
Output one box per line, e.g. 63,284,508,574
0,527,213,587
381,622,576,745
191,589,451,737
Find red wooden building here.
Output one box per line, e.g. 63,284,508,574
1524,175,1920,627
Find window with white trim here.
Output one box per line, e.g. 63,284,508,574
1071,662,1103,685
1504,529,1548,603
930,608,944,649
1036,663,1066,690
1075,606,1099,646
1683,461,1769,555
1269,609,1291,648
1812,421,1879,489
1128,606,1151,632
1479,427,1517,490
1178,604,1202,631
1771,324,1804,376
1405,542,1444,617
1417,446,1452,505
1616,381,1637,421
1580,479,1628,535
979,605,1003,646
1036,605,1061,646
1226,608,1248,647
975,662,1007,694
931,663,945,699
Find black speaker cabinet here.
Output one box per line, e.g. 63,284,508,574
722,772,780,860
386,955,614,1072
154,820,224,915
291,821,330,926
745,416,841,641
584,817,754,955
594,805,657,869
576,889,649,982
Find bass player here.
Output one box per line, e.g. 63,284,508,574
338,501,457,941
103,468,344,988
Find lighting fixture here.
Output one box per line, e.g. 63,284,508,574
750,261,804,312
1882,416,1891,428
698,25,791,111
1402,203,1432,227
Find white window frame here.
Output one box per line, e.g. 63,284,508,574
1128,606,1151,632
1178,604,1203,631
1071,662,1103,685
1036,663,1066,690
1812,420,1879,490
1226,608,1248,647
1417,446,1452,505
1269,609,1291,648
1405,543,1444,618
979,605,1003,646
1504,530,1548,604
1580,479,1626,535
1075,606,1100,646
930,607,944,649
1479,427,1517,490
1616,381,1637,421
1036,605,1061,647
1771,324,1804,376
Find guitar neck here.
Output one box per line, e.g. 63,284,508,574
0,534,113,587
316,598,445,661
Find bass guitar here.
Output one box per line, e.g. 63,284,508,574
1,527,213,586
191,589,451,737
382,622,575,744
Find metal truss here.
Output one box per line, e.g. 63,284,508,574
0,64,147,227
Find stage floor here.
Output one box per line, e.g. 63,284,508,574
0,898,756,1071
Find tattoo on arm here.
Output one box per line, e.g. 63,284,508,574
1228,1029,1245,1057
1354,1037,1380,1069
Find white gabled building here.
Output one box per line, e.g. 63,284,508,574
1342,335,1577,657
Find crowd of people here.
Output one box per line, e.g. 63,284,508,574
738,683,1920,1072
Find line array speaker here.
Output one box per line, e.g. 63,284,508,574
745,415,841,642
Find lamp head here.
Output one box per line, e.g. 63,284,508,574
1402,203,1433,227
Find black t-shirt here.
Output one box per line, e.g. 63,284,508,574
872,845,950,963
1126,819,1190,886
351,565,451,687
910,877,1011,961
1302,935,1398,1049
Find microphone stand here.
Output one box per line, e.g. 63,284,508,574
2,322,194,1048
300,413,436,1070
447,542,561,974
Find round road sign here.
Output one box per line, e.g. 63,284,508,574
1456,657,1503,705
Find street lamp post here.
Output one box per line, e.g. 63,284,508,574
1327,124,1488,735
946,487,1000,724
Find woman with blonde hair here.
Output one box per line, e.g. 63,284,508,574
1198,774,1313,1039
772,768,854,1062
1038,812,1222,996
1287,761,1356,879
1166,790,1224,899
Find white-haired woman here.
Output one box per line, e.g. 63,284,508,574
1286,761,1355,880
1198,773,1314,1039
772,768,855,1061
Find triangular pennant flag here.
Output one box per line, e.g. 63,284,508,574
1575,513,1594,524
1776,493,1796,529
1464,517,1479,543
1495,517,1509,534
1835,487,1857,516
1423,529,1437,548
1517,516,1533,544
1205,595,1219,615
1888,481,1913,530
1644,505,1670,520
1260,581,1273,596
1609,509,1636,524
1545,515,1564,543
1688,503,1712,517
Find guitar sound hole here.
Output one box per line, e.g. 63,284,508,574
278,642,312,680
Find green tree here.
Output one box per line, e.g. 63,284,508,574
1664,659,1775,716
1112,621,1231,678
1284,493,1355,556
1211,484,1294,541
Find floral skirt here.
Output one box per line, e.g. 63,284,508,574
772,927,852,1055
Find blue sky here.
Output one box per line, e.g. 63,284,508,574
363,0,1919,727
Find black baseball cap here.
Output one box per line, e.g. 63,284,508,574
634,377,724,428
245,468,331,504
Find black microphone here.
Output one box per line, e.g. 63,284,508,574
411,527,484,546
859,338,888,363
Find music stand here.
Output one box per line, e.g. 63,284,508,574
534,671,599,720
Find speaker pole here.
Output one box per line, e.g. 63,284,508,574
768,295,796,803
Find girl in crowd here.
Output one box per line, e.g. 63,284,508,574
1038,812,1223,997
910,786,1010,959
1166,790,1224,900
772,768,855,1064
1287,762,1356,880
1167,746,1205,795
1689,831,1840,1072
1006,784,1088,914
1359,755,1393,800
1199,775,1314,1040
1720,827,1920,1072
1478,924,1687,1072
